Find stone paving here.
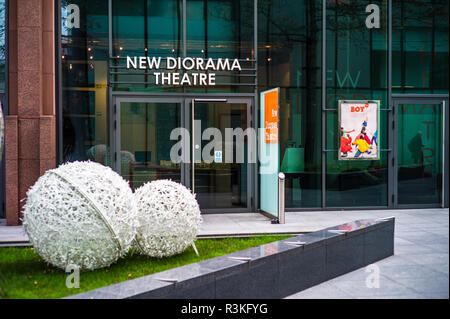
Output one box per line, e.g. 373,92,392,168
286,208,449,299
0,208,448,298
1,207,448,239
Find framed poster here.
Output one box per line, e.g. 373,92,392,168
338,100,380,161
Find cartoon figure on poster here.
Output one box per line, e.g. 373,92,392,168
339,100,380,160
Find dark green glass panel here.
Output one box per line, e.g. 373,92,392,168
325,109,388,207
186,0,255,93
258,0,322,208
326,151,388,207
61,1,109,163
392,0,449,94
326,0,388,108
397,103,443,205
120,102,181,189
112,0,183,92
325,0,388,207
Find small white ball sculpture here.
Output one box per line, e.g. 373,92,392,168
134,180,202,257
22,161,139,270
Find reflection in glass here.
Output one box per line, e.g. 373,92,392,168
186,0,255,93
112,0,183,92
398,103,443,205
193,102,248,209
61,1,109,164
325,0,388,207
392,0,449,94
258,0,322,208
120,102,181,189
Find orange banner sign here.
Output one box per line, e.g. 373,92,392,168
264,90,279,143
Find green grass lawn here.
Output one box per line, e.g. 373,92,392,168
0,235,290,299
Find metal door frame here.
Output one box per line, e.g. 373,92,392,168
111,93,256,213
186,97,254,214
392,94,449,208
111,96,186,184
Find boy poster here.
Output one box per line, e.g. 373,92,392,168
338,100,380,161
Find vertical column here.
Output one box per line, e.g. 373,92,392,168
5,116,18,225
40,0,56,175
5,0,56,225
5,0,19,225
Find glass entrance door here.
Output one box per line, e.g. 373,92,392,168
394,97,449,207
114,98,184,189
113,96,255,212
190,98,253,212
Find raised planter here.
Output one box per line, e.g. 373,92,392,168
68,217,395,299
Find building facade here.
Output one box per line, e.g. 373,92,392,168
1,0,449,225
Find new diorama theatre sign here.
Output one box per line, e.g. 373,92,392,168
126,56,242,86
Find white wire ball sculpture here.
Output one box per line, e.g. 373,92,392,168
133,180,202,258
22,161,139,270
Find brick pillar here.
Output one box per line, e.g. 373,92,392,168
5,0,56,225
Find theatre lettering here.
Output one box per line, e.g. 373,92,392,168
126,56,242,86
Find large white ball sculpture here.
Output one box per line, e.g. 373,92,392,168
22,161,139,270
133,180,202,258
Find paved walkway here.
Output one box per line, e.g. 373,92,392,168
199,209,401,237
0,209,396,244
1,208,448,241
286,208,449,299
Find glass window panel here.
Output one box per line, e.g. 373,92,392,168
186,0,255,93
112,0,182,92
398,103,443,205
326,0,388,107
193,102,248,209
325,0,388,207
120,102,181,189
392,0,449,94
326,151,388,207
258,0,322,208
61,1,109,163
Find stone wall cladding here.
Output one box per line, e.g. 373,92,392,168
6,0,56,225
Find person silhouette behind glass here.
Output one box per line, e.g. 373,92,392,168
408,131,424,164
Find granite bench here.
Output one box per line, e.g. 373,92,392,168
68,217,395,299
